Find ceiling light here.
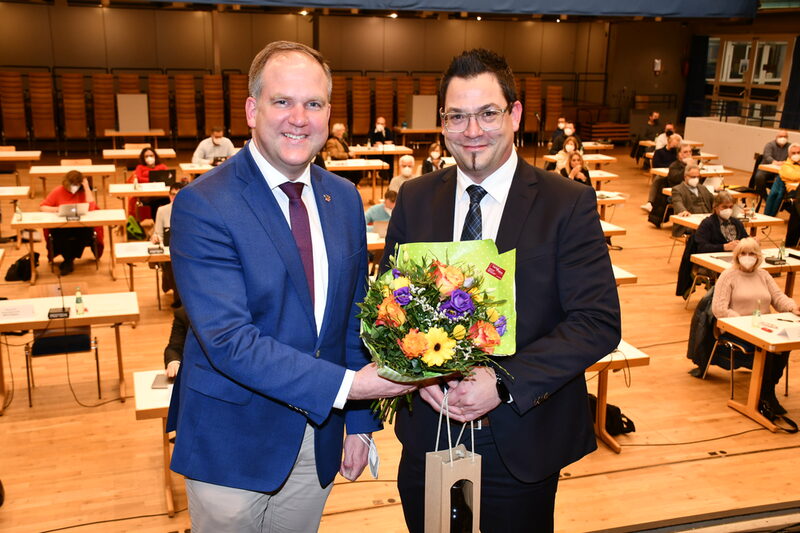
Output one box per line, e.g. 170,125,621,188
389,12,398,18
476,16,481,21
299,9,308,16
556,18,561,23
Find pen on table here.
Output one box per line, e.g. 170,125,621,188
761,327,774,333
776,318,797,322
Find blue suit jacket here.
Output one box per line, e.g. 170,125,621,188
167,147,380,492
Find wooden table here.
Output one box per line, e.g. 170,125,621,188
717,313,800,432
114,241,170,309
638,140,656,148
601,220,626,237
0,186,30,246
683,139,705,148
582,142,614,152
661,187,759,201
325,159,389,204
691,248,800,297
11,209,127,284
102,148,176,161
108,183,170,216
670,212,784,237
646,151,718,162
588,169,619,191
104,129,166,149
179,163,212,181
613,265,637,286
758,163,781,175
0,291,139,413
650,166,733,179
349,144,413,170
134,369,177,516
0,149,41,186
28,164,117,200
542,153,617,170
393,127,440,147
587,340,650,453
595,191,626,220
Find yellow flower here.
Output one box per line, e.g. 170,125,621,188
381,285,392,298
391,276,410,290
421,327,456,367
452,324,466,340
486,307,500,322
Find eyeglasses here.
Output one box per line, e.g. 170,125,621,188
440,105,510,133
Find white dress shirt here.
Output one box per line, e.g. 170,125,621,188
452,149,517,241
248,142,354,409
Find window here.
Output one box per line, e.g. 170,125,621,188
752,41,787,86
706,38,720,81
720,41,751,83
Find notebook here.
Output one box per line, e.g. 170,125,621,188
148,169,176,187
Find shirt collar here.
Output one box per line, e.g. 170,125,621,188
456,148,517,203
248,139,312,190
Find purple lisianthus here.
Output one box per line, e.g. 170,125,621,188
495,316,507,336
439,289,475,320
393,286,411,306
392,268,402,279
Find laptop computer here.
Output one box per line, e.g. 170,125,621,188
372,220,389,238
148,169,176,187
58,203,89,217
212,156,228,166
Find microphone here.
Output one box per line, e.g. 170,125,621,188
48,269,70,319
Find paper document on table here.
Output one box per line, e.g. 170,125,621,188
761,320,800,338
0,304,35,319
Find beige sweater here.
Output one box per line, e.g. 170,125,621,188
712,267,798,318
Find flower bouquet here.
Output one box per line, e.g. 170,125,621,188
358,239,516,422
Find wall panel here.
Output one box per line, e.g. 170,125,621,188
0,3,53,67
504,21,544,73
104,9,158,70
218,13,252,74
50,5,106,69
155,11,211,72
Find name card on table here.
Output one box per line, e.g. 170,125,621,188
761,320,800,339
0,304,35,319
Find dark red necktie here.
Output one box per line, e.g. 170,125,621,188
279,182,314,305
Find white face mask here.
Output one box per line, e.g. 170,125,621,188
144,156,156,166
792,153,800,163
564,128,574,136
400,166,413,178
565,144,575,153
687,177,700,188
738,256,758,270
68,184,80,194
557,122,566,130
777,137,788,146
718,207,733,220
430,151,440,160
375,124,385,133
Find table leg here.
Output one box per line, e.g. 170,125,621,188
109,224,118,281
369,170,377,205
599,204,607,221
749,227,758,237
0,337,6,415
727,347,778,432
28,237,37,285
785,272,795,298
156,264,162,311
128,264,135,292
594,369,621,453
113,324,126,402
29,174,36,198
595,180,603,191
162,417,175,517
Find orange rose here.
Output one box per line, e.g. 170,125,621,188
431,261,465,296
376,296,406,327
468,321,501,354
398,328,428,359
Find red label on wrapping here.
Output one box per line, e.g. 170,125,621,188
486,263,505,280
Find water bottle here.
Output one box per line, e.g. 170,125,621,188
15,204,22,221
75,287,86,315
780,240,786,261
752,298,762,327
133,176,139,190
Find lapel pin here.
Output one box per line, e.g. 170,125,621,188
323,194,331,202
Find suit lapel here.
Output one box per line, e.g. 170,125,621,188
237,150,316,333
310,167,342,345
430,167,458,242
496,159,539,253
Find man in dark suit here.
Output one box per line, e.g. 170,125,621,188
381,49,621,533
168,41,412,532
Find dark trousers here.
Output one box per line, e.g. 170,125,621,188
397,424,559,533
50,227,94,262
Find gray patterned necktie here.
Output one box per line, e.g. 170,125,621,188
460,185,488,241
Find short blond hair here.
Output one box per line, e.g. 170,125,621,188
399,154,415,166
732,237,763,271
248,41,332,100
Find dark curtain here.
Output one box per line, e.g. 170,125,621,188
780,36,800,130
681,36,709,122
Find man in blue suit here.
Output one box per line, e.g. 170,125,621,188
168,41,413,532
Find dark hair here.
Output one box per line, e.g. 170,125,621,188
439,49,517,108
210,125,224,134
170,182,185,193
139,147,161,167
384,190,398,202
63,169,84,188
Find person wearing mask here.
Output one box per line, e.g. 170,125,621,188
364,189,396,227
164,305,188,379
421,142,446,174
751,130,790,200
192,126,235,166
654,122,676,150
152,182,184,307
127,147,169,220
388,154,416,192
765,142,800,216
670,163,714,236
642,141,694,212
554,135,582,173
325,123,354,160
560,151,591,186
712,238,798,415
40,170,103,276
694,191,748,253
367,116,395,146
644,111,662,142
548,116,567,154
652,133,682,169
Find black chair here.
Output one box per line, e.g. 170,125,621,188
702,326,753,400
24,326,100,407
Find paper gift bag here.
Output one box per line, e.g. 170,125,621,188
424,444,481,533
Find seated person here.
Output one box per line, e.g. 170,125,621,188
421,142,446,174
127,147,169,220
563,122,581,148
388,155,416,192
654,122,676,150
548,116,567,154
40,170,103,276
164,305,189,379
694,191,748,253
365,190,397,227
192,126,235,165
764,142,800,216
560,151,591,186
651,133,682,169
712,238,799,414
643,110,662,144
671,163,714,236
752,130,790,200
642,141,695,212
554,136,582,173
367,116,395,145
325,123,354,160
152,182,184,307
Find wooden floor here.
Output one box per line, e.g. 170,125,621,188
0,145,798,533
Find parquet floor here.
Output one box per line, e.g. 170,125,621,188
0,144,797,533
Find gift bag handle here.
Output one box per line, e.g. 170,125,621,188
434,388,477,463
